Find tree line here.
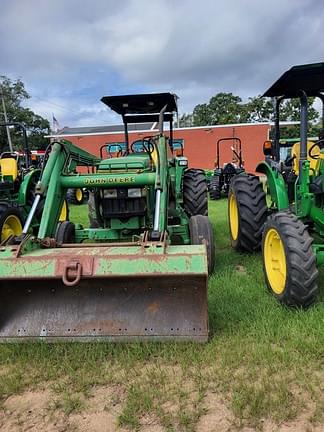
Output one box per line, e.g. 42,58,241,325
179,92,321,137
0,75,322,152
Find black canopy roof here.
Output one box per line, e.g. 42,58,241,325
263,62,324,98
101,93,178,116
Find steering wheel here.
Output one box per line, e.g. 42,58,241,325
108,144,124,158
0,152,18,159
284,155,296,166
131,138,154,154
308,139,324,160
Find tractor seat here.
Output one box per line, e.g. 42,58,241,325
223,163,237,175
309,176,323,194
291,141,320,174
0,157,18,181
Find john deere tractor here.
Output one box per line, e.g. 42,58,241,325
209,137,244,199
0,122,45,240
228,62,324,307
0,92,214,342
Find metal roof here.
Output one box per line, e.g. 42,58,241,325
46,121,298,139
101,93,178,116
55,122,156,136
263,62,324,97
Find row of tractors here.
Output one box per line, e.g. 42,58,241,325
0,62,323,343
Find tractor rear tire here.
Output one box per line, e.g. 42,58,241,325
209,176,221,200
67,188,85,205
262,212,318,307
55,221,76,244
228,174,267,252
183,169,208,216
189,215,215,274
0,204,23,242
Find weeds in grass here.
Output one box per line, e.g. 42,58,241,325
50,392,85,416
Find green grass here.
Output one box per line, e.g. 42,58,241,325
1,200,324,430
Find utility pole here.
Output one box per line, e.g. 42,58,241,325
0,84,13,152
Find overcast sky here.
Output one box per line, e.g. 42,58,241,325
1,0,323,128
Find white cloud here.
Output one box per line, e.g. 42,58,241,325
1,0,323,126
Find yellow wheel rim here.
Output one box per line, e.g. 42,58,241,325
229,193,239,241
264,228,287,295
76,188,83,202
59,200,68,222
1,214,22,241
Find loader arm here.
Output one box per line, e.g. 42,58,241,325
35,141,100,238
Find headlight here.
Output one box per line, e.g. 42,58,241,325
178,159,188,166
127,188,142,198
103,189,117,198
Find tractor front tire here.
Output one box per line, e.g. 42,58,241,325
189,214,215,274
55,221,76,244
0,204,23,242
262,212,318,307
209,176,221,200
228,174,267,252
183,169,208,216
67,188,85,205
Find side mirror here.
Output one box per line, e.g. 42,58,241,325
263,140,273,156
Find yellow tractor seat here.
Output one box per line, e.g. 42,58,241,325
151,147,158,167
0,158,18,181
291,141,320,175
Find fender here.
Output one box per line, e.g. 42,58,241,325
18,169,41,206
256,161,289,210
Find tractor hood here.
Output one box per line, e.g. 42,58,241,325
98,154,152,172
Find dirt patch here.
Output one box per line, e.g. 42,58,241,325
262,418,324,432
235,265,247,275
197,391,233,432
1,384,323,432
0,366,11,377
71,411,117,432
70,385,122,431
0,389,71,432
197,391,324,432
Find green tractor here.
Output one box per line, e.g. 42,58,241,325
228,62,324,307
0,122,45,240
0,92,214,342
209,137,245,200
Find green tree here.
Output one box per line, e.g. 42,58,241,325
281,97,319,122
245,96,273,122
192,103,212,126
275,97,320,139
0,76,50,151
192,93,249,126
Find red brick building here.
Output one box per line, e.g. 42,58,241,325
50,122,273,172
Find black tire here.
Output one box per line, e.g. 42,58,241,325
228,174,267,252
189,215,215,274
183,169,208,216
66,188,85,205
0,203,23,241
55,221,75,244
262,212,318,307
209,176,221,200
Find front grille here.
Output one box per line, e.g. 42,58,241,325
102,197,146,218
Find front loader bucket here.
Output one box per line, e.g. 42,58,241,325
0,242,208,342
